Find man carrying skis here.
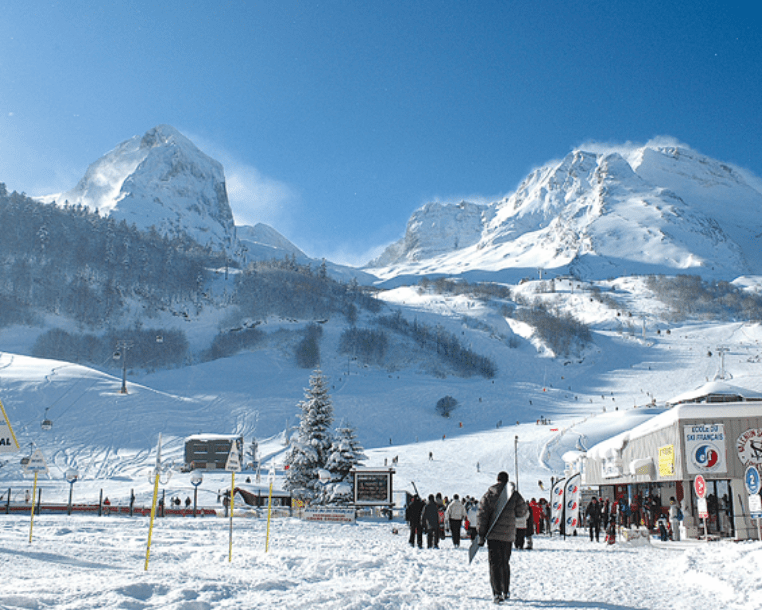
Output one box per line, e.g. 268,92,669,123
476,471,527,604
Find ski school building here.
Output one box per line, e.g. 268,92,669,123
566,382,762,541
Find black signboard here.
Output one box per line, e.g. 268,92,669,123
353,469,393,505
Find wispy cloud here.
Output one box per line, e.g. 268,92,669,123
576,136,691,156
184,131,300,234
224,163,299,230
573,136,697,169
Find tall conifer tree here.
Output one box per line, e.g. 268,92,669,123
284,368,334,498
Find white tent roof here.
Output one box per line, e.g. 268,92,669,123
585,400,762,461
666,381,762,407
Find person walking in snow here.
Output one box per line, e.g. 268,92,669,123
466,497,479,540
435,493,446,540
405,494,425,548
540,498,551,535
600,498,610,531
524,503,535,550
422,494,440,549
445,494,467,547
514,510,527,549
529,499,542,535
585,497,600,542
668,497,681,541
476,471,527,604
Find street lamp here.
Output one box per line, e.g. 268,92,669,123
514,435,519,491
146,454,172,517
66,468,79,516
190,470,203,518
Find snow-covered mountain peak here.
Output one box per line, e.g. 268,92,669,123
368,140,762,281
48,125,236,254
139,124,190,149
367,200,491,267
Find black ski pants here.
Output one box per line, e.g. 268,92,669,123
449,519,462,547
426,526,439,548
514,527,526,549
589,522,600,542
487,539,512,598
409,521,423,548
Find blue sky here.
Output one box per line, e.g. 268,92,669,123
1,1,759,265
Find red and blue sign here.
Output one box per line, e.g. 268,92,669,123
693,444,721,469
684,424,727,474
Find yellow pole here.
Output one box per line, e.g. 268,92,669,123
228,471,235,562
144,472,160,571
265,478,274,552
28,472,38,543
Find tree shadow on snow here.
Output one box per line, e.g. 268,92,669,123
0,547,124,570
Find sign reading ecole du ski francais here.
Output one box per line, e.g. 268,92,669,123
684,424,727,474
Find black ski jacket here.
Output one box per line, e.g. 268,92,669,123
476,482,527,543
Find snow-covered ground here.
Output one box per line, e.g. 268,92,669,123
2,270,762,608
2,513,759,609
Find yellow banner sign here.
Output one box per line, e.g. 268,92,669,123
0,400,19,454
658,445,675,477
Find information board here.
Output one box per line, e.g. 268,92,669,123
24,448,49,474
352,470,393,505
749,494,762,519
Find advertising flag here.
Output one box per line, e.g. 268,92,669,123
550,478,565,534
564,473,582,530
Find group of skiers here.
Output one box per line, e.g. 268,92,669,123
405,491,553,552
405,491,472,548
584,493,686,544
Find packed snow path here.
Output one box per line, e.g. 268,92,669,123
1,515,758,609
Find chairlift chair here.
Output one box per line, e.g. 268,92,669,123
41,408,53,431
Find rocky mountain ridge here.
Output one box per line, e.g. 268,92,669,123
44,125,238,255
368,143,762,282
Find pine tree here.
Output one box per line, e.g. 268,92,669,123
284,368,334,499
314,421,366,505
325,421,367,482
